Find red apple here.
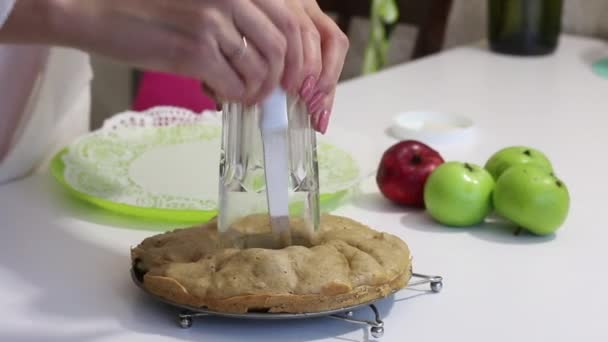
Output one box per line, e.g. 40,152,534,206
376,140,444,207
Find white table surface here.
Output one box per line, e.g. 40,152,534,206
1,34,607,342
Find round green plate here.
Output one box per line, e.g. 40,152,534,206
51,115,364,225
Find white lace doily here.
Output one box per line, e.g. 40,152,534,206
102,106,221,130
58,106,362,215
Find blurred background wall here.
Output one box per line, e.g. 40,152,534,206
90,0,608,129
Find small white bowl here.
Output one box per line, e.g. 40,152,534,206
388,111,475,144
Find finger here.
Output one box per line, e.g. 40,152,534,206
233,1,286,102
307,91,325,115
253,0,303,95
196,35,246,102
216,27,268,102
201,82,222,111
306,7,349,103
311,109,323,132
297,15,322,104
201,82,215,99
308,88,334,133
316,90,335,134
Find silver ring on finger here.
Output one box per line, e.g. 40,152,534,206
230,36,248,61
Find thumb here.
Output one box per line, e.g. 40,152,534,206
201,82,223,111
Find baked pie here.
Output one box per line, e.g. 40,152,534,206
131,214,412,314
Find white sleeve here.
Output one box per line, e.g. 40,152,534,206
0,0,17,28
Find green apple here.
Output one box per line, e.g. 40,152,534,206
424,161,495,227
493,165,569,235
485,146,553,180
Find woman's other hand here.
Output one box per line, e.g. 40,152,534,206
295,0,349,134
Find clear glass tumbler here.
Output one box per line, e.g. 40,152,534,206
218,97,319,248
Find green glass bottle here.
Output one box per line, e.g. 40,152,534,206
488,0,563,56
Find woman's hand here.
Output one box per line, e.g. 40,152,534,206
55,0,305,105
1,0,349,133
293,0,349,134
201,0,349,133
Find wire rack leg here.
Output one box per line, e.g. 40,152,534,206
408,272,443,293
330,304,385,338
178,311,210,329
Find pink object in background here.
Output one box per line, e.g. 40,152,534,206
132,71,216,113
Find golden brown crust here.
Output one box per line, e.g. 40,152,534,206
132,214,412,314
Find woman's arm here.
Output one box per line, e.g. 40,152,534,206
0,0,349,133
0,0,60,44
0,0,51,162
1,0,293,103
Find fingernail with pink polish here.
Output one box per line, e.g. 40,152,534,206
318,110,330,134
299,76,316,101
311,110,322,131
308,92,325,114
